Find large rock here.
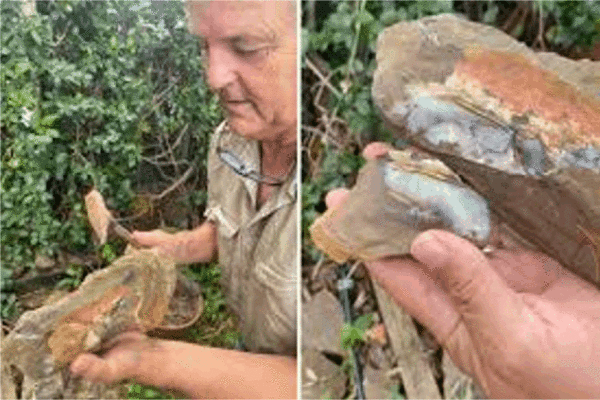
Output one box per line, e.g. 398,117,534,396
372,14,600,286
1,249,202,399
302,290,345,355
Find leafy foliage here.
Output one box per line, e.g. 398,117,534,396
56,264,85,290
126,382,174,400
541,1,600,50
183,263,241,349
100,242,118,264
1,0,221,320
301,0,600,263
340,312,374,349
1,3,219,267
302,150,364,262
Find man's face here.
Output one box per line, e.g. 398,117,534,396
188,1,297,144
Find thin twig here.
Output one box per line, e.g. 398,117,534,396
345,0,367,80
347,260,362,279
53,20,72,49
353,287,368,310
141,158,190,167
149,164,195,201
302,125,343,149
199,317,233,340
311,78,348,148
310,253,326,282
140,156,178,182
301,145,320,179
534,1,546,51
145,124,190,162
163,130,181,176
305,57,342,99
502,2,524,32
302,285,312,303
386,366,404,380
141,76,182,120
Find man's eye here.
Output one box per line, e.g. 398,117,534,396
233,46,262,57
230,37,270,58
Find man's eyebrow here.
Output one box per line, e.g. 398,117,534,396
227,33,278,48
229,29,278,44
193,27,280,50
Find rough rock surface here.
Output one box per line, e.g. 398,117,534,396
372,14,600,286
311,149,492,263
302,290,347,399
0,249,195,399
302,290,345,355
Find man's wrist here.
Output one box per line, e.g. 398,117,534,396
130,338,180,389
187,221,218,263
163,222,217,264
131,340,297,398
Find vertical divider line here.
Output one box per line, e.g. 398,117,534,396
295,0,302,398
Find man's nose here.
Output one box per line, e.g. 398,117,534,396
206,45,236,91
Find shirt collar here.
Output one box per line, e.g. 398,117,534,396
218,122,297,212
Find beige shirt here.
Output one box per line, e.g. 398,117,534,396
204,122,297,356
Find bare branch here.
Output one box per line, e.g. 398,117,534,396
305,57,342,99
149,164,195,201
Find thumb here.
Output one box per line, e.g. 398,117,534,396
70,332,148,384
410,230,523,338
362,142,394,160
70,352,134,384
324,188,350,210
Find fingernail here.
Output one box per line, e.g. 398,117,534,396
410,231,449,267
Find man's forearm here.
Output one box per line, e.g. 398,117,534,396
136,340,297,399
172,221,218,264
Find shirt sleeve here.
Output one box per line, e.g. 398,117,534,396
204,121,228,222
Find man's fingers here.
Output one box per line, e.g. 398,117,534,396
324,142,393,210
365,257,460,342
324,188,349,209
70,333,148,384
70,353,128,384
410,230,525,340
362,142,393,160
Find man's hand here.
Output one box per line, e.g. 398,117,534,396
325,142,600,398
70,332,161,385
70,332,297,399
131,230,183,260
131,221,217,264
370,231,600,398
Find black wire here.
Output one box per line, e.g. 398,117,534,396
338,264,366,400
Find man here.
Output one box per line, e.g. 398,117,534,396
70,2,297,398
326,143,600,398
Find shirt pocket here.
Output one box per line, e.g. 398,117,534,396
253,258,296,292
249,257,296,347
204,204,241,305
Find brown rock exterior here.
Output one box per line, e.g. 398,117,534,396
455,48,600,147
311,149,491,263
372,14,600,286
1,249,177,399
